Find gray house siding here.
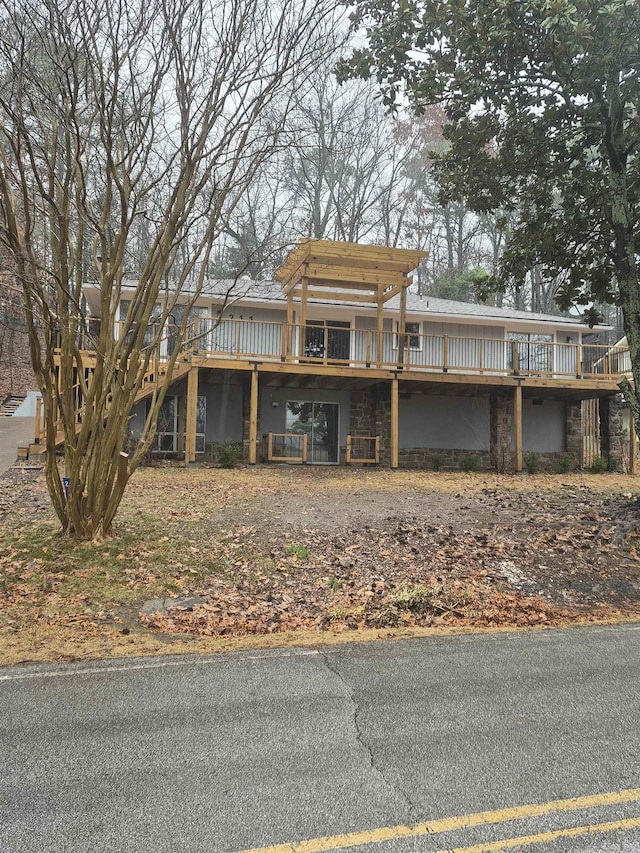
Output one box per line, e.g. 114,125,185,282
203,384,243,444
522,399,565,453
399,395,490,450
260,387,351,448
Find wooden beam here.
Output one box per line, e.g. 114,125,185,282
303,265,407,288
249,367,259,464
307,252,422,274
304,288,384,304
514,383,523,472
381,284,408,303
185,366,199,464
391,377,399,469
280,258,308,293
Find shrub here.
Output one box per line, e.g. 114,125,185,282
556,454,574,473
430,453,446,472
216,440,242,468
524,452,541,474
589,455,608,474
459,454,481,472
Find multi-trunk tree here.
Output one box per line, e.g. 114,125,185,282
0,0,341,540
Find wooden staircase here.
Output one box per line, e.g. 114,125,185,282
1,394,26,416
32,359,193,454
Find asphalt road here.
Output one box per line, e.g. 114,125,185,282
2,624,640,853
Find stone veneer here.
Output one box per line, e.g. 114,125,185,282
489,393,513,473
600,394,625,471
350,383,391,466
398,448,492,470
564,402,583,468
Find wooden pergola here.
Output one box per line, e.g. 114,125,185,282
275,239,427,364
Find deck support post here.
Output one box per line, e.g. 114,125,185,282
249,367,259,465
391,377,399,469
514,383,523,472
185,366,199,464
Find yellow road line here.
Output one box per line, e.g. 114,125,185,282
433,816,640,852
235,787,640,853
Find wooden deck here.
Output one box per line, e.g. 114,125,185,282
47,321,626,471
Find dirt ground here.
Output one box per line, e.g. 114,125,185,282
2,465,640,664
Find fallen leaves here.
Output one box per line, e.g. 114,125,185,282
2,467,640,653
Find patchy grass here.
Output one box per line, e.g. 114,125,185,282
2,465,640,666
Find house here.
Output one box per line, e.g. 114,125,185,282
62,240,630,471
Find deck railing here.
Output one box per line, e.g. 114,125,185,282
62,317,629,381
185,318,627,380
263,432,308,463
346,435,379,464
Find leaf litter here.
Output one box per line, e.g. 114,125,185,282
2,466,640,660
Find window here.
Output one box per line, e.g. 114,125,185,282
396,321,421,350
508,332,553,373
152,394,206,454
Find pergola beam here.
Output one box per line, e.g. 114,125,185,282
275,240,428,347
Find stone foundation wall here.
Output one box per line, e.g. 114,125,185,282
398,447,492,470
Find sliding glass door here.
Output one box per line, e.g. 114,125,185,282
286,401,340,464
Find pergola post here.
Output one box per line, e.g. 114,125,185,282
398,285,407,367
377,293,384,369
286,291,294,358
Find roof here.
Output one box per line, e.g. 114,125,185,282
194,279,599,329
107,278,610,330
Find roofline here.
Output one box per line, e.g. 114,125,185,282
82,281,613,332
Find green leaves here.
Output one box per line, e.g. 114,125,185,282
341,0,639,315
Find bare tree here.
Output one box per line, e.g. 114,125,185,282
0,0,341,540
282,71,407,243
